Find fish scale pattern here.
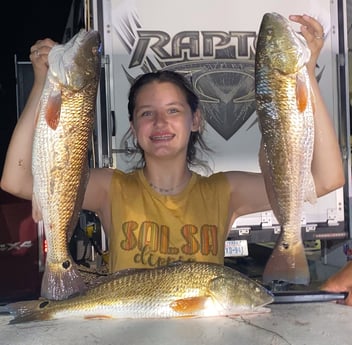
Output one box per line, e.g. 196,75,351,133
255,12,316,285
8,262,274,323
32,29,101,300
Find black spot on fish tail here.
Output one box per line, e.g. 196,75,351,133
62,260,71,269
7,300,53,324
281,242,289,250
41,261,87,300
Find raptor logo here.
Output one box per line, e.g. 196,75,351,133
114,11,324,141
166,61,255,140
115,11,257,140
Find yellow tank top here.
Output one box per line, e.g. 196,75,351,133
108,169,231,272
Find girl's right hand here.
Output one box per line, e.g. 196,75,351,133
320,261,352,306
29,38,58,84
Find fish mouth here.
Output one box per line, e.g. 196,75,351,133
48,29,101,89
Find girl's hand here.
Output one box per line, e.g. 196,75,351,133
321,261,352,306
29,38,58,84
289,14,325,75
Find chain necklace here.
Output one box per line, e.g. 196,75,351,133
148,172,191,195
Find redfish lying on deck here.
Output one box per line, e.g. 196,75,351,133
7,262,274,324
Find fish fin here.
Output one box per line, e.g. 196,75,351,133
34,101,42,127
259,144,282,218
305,172,317,204
167,260,187,268
45,91,62,130
7,300,53,324
84,315,113,320
310,86,316,115
263,235,310,285
41,261,87,300
31,193,42,222
170,296,210,314
296,72,308,113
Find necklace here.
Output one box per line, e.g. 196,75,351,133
148,172,191,194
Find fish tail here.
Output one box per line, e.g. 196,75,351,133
263,239,310,285
41,261,87,300
7,300,54,324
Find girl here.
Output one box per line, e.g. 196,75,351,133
1,15,344,273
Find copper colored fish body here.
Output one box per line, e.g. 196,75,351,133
32,29,101,300
255,13,316,285
7,262,274,324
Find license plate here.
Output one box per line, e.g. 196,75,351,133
224,240,248,257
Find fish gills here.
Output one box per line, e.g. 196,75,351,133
255,13,317,285
32,29,101,300
7,262,274,323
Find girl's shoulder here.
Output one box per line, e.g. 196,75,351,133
111,168,140,180
192,171,230,194
195,171,228,184
109,168,143,189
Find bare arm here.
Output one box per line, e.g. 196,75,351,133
0,38,114,234
225,170,270,224
289,14,345,195
1,38,56,199
82,168,114,235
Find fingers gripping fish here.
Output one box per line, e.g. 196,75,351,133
32,29,101,300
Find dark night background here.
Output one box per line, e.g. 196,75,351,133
0,0,78,178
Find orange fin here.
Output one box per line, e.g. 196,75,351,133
170,296,209,314
296,73,308,113
84,315,113,320
45,91,62,130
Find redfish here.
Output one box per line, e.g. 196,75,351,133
32,29,101,300
255,13,317,285
7,262,273,324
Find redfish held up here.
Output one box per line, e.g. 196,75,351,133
32,29,101,300
255,13,317,285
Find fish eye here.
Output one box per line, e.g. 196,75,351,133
39,301,50,309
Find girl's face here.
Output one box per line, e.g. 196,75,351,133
131,81,200,161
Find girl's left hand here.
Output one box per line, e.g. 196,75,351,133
289,14,325,74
